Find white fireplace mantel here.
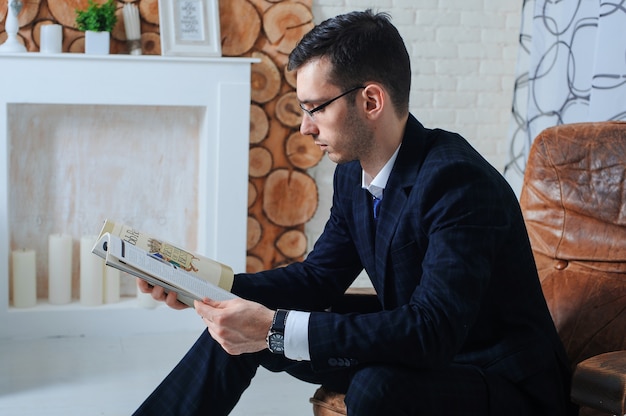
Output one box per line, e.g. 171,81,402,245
0,53,255,339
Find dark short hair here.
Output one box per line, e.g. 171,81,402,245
288,9,411,116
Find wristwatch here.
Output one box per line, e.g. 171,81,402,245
266,309,288,354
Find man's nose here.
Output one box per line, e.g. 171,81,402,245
299,114,318,136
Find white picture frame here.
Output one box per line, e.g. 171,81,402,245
158,0,222,57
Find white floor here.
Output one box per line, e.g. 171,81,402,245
0,331,317,415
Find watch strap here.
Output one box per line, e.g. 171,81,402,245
271,309,289,333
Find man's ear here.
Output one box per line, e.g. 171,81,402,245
362,83,385,119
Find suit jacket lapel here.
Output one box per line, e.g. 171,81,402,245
371,115,431,304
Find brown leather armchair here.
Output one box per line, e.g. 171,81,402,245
310,122,626,416
520,121,626,415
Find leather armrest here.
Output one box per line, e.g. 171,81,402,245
571,350,626,415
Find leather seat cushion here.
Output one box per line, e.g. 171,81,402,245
536,253,626,366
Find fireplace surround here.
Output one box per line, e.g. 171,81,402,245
0,53,254,338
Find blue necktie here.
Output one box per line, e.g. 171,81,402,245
373,197,382,220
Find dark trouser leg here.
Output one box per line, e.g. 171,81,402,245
133,330,335,416
343,363,534,416
133,330,259,416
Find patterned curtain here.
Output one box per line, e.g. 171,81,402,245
504,0,626,195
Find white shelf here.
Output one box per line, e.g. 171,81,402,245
0,51,257,64
10,297,139,312
6,297,206,339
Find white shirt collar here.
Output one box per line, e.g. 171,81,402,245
361,145,401,199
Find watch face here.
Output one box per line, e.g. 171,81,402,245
268,333,284,353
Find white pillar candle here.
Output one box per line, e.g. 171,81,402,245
11,249,37,308
137,289,158,309
103,266,120,303
40,24,62,53
48,234,73,305
80,235,104,306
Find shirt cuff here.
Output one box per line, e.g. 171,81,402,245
284,310,311,361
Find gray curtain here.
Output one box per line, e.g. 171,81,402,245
504,0,626,195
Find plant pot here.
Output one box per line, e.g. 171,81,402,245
85,30,110,55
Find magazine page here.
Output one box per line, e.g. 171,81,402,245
94,233,236,307
96,219,235,292
92,233,196,306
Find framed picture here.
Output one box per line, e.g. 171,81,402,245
158,0,222,57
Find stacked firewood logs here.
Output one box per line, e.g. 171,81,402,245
221,0,321,272
0,0,321,272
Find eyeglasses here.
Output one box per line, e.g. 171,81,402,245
299,85,365,118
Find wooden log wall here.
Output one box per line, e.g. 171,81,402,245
1,0,322,273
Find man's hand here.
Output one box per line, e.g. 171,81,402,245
136,278,188,310
194,298,275,355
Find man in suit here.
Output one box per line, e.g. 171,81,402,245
134,10,576,416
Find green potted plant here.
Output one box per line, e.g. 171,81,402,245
75,0,118,54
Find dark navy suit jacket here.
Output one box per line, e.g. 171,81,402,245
234,115,571,413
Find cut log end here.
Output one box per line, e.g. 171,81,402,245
263,169,318,227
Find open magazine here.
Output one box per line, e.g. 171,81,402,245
92,219,237,307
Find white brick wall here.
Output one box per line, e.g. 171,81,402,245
306,1,522,260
